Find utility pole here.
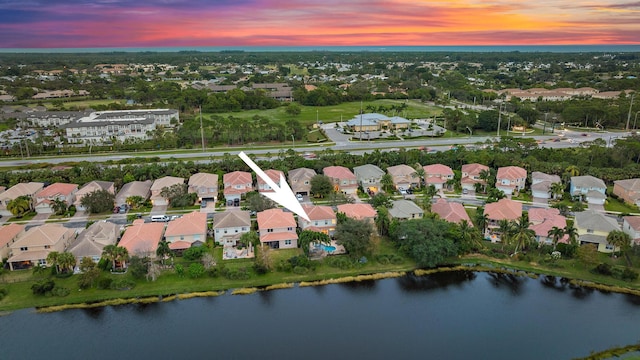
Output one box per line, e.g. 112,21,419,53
626,93,635,131
199,105,205,152
359,101,363,141
497,103,503,137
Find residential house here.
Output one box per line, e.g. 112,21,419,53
484,198,523,242
386,164,419,190
213,210,251,246
0,223,25,261
288,168,316,196
388,200,424,221
67,221,120,263
150,176,185,206
188,172,219,204
495,166,527,196
530,172,562,200
570,175,607,205
164,211,208,251
622,216,640,245
299,205,337,236
8,223,76,270
353,164,385,193
461,163,490,192
423,164,454,190
34,182,79,214
257,208,298,249
118,219,165,258
574,210,621,252
0,182,44,216
74,181,115,211
114,180,152,209
528,208,567,245
613,178,640,207
257,169,285,193
431,198,472,225
223,171,253,204
323,166,358,195
336,203,377,222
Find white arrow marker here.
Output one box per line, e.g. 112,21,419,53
238,151,310,222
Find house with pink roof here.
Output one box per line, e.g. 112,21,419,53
0,223,25,261
337,203,377,222
386,164,419,190
484,198,522,242
299,205,337,236
423,164,454,190
223,171,253,204
118,219,165,258
431,199,472,225
164,211,208,251
461,163,490,191
528,208,567,245
34,182,79,214
150,176,185,206
257,208,298,249
257,169,285,193
495,166,527,196
323,166,358,195
622,216,640,245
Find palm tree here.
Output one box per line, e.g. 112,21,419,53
46,251,61,273
424,184,438,199
58,252,76,273
156,240,172,265
102,244,118,270
412,164,425,188
497,219,513,251
375,206,391,237
114,246,129,269
50,198,68,215
547,226,565,250
512,214,534,255
564,223,579,246
606,230,632,260
565,165,580,177
380,173,395,193
479,169,492,193
549,182,565,200
474,207,489,236
458,220,483,252
7,195,32,218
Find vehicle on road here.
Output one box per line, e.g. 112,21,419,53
151,215,170,222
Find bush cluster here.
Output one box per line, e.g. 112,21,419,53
592,263,639,282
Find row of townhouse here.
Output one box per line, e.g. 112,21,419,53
0,173,219,217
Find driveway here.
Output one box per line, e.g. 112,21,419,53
589,203,605,212
150,205,168,215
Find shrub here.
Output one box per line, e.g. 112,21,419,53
621,268,639,281
222,267,250,280
325,256,355,269
51,287,70,297
593,263,613,276
97,277,113,289
31,279,55,296
110,279,136,290
175,264,185,277
188,263,205,278
183,246,207,261
293,266,309,274
0,288,7,300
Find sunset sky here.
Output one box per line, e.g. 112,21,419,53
1,0,639,48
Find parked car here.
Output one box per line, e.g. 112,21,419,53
296,194,304,202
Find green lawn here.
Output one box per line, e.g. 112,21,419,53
605,197,640,214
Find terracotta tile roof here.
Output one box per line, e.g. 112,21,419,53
164,211,207,237
223,171,252,186
302,205,336,221
36,182,78,198
257,208,296,229
323,166,356,180
484,198,522,221
257,169,285,192
260,232,298,242
169,241,192,250
497,166,527,180
431,199,472,225
337,203,377,220
213,210,251,229
623,215,640,231
0,223,25,248
461,163,489,177
528,208,568,242
423,164,454,176
119,221,165,256
150,176,185,191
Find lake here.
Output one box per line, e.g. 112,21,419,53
2,271,639,359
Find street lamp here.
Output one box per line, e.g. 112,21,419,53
634,110,640,130
466,126,472,137
291,134,295,149
496,103,504,137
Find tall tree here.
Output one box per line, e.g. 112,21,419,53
156,240,172,265
547,226,566,251
380,173,395,193
512,214,534,255
334,218,374,259
310,175,334,198
81,189,116,214
456,220,483,253
298,230,331,257
389,217,458,267
50,198,68,216
606,230,632,262
7,195,32,218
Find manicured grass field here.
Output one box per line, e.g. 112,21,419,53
605,196,640,214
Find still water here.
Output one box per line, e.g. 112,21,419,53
2,271,639,359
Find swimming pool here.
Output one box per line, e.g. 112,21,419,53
315,244,336,252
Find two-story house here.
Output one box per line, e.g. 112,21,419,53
484,198,522,242
223,171,253,205
288,168,316,196
460,163,490,192
0,182,44,216
257,169,285,193
575,210,621,252
150,176,185,206
188,172,218,205
570,175,607,205
34,182,79,214
164,211,207,251
622,216,640,245
213,210,251,246
495,166,527,196
613,178,640,207
299,205,337,236
386,164,419,190
423,164,454,190
8,223,76,270
0,223,25,261
323,166,358,196
528,208,567,245
257,208,298,249
353,164,385,194
531,172,562,200
74,181,115,211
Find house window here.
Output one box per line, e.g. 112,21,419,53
180,236,184,240
20,247,28,251
224,230,228,234
267,229,274,233
587,229,594,234
242,227,247,231
216,229,219,233
287,227,293,231
234,229,238,233
285,240,292,245
38,259,46,265
304,181,309,185
44,245,50,249
324,220,329,225
605,244,614,250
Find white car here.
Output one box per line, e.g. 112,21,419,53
296,194,304,202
